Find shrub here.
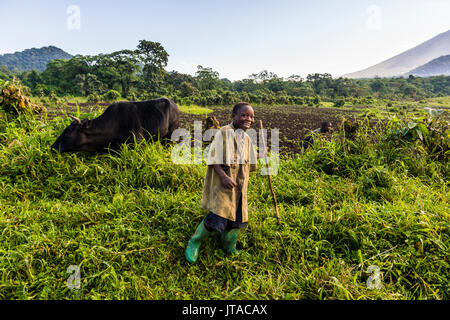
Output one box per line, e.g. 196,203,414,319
126,92,137,102
87,93,101,103
386,108,449,160
334,98,345,108
103,89,121,102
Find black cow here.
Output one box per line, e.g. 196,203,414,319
51,98,179,152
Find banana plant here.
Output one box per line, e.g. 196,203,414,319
389,107,449,157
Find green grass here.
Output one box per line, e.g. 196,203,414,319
0,111,448,300
320,102,335,108
178,104,214,115
425,96,450,108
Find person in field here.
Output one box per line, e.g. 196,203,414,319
301,121,333,150
185,102,263,263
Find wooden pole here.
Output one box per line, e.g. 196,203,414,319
259,120,281,225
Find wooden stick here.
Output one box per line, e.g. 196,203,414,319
259,120,281,225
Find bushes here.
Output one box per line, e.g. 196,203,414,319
103,89,121,102
87,93,101,103
300,116,447,185
334,98,345,107
386,108,449,160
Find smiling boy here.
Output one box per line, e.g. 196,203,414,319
185,102,261,263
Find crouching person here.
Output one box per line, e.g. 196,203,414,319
185,102,261,263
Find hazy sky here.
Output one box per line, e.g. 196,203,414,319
1,0,449,80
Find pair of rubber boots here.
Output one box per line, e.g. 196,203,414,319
185,220,241,263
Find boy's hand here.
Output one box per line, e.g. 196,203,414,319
212,164,237,189
220,175,237,189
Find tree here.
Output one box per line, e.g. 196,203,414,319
107,50,140,97
21,69,42,90
369,78,387,94
195,65,220,91
179,81,198,97
135,40,169,93
41,55,91,95
74,73,87,96
166,70,195,88
267,77,284,93
84,73,104,95
306,73,333,96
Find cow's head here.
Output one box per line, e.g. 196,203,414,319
51,114,94,152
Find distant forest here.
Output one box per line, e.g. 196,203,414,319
0,46,73,72
1,40,449,106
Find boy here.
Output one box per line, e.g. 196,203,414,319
185,102,262,263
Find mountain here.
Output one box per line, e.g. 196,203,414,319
343,29,450,79
406,55,450,77
0,46,73,72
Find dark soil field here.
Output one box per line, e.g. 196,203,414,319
180,105,360,153
49,103,361,154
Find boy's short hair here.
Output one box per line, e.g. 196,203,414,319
232,102,251,115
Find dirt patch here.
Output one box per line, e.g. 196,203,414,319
45,102,363,154
179,105,359,153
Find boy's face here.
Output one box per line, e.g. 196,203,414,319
232,105,255,131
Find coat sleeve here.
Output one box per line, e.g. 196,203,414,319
207,127,234,166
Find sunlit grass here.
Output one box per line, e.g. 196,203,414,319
426,96,450,108
178,104,213,115
0,110,448,300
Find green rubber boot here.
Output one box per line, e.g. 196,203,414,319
185,220,211,263
221,228,241,255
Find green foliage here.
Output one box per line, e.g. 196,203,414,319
387,108,449,159
179,81,198,97
334,98,345,107
87,93,101,103
103,90,121,102
0,46,72,72
0,110,448,299
135,40,169,95
6,41,450,106
195,65,221,91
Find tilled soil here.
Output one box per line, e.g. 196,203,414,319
47,103,362,154
179,105,360,153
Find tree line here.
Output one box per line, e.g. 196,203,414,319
1,40,450,106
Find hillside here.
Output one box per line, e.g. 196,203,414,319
0,46,73,72
406,55,450,77
343,29,450,79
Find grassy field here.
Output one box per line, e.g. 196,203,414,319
0,101,448,300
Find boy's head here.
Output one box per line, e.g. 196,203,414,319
232,102,255,131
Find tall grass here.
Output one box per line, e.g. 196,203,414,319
0,112,448,299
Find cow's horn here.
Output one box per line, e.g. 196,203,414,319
67,113,81,124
